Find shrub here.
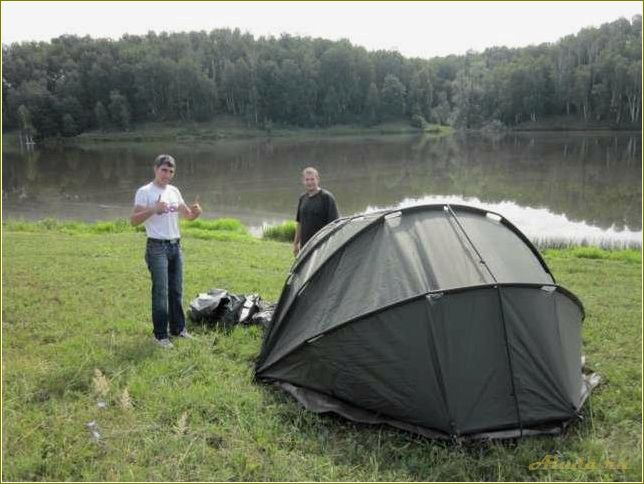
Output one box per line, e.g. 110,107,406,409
263,221,296,242
410,114,429,129
481,119,508,132
182,218,249,235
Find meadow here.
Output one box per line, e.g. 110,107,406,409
2,220,641,481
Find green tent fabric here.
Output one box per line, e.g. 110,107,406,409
255,204,599,440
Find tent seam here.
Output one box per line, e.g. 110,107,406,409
445,205,525,436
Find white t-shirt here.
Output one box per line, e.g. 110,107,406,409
134,182,185,239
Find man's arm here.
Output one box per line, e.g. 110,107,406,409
179,203,201,220
131,195,165,226
179,199,202,221
327,193,339,222
293,222,302,256
293,196,303,256
131,205,154,226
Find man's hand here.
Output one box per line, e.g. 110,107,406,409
154,194,168,214
293,242,300,257
189,195,202,217
180,195,202,220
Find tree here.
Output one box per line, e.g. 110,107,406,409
554,41,576,116
319,42,358,122
17,104,35,142
364,82,380,125
625,60,641,123
257,60,281,123
1,16,641,138
573,65,592,121
94,101,110,130
9,80,60,138
380,74,406,119
61,113,78,136
322,86,341,125
108,90,131,130
408,67,434,120
430,92,451,125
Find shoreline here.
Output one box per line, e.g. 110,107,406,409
3,117,640,146
3,217,641,252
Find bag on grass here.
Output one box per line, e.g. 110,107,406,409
187,288,229,323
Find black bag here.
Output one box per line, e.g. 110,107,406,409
188,289,230,323
219,293,247,327
188,288,273,329
239,294,262,324
251,304,276,328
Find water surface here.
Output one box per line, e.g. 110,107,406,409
3,131,641,247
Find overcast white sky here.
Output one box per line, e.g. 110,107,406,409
2,1,642,58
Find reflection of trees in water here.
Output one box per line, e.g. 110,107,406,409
25,150,40,182
99,161,112,180
3,134,641,230
409,133,640,231
5,145,136,204
348,133,641,230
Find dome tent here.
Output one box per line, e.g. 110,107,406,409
255,204,599,440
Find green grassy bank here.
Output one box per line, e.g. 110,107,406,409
2,220,641,481
58,117,453,144
513,115,641,132
5,115,633,149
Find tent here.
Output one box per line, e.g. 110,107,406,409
255,204,599,440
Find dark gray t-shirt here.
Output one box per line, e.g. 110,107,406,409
296,189,339,246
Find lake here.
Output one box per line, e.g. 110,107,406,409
3,131,642,248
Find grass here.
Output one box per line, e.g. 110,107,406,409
262,220,297,243
2,217,253,243
543,246,642,264
2,220,641,481
65,117,454,144
513,115,640,132
533,236,641,252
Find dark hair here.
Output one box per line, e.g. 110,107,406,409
154,154,176,168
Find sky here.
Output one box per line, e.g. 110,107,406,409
2,1,642,59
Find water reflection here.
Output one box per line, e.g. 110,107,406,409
2,132,641,246
365,195,642,250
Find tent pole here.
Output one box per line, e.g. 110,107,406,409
445,204,524,437
493,287,524,437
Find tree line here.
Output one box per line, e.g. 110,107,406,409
2,15,641,139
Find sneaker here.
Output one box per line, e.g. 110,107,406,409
155,338,174,348
176,330,194,339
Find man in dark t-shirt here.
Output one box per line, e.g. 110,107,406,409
293,167,339,256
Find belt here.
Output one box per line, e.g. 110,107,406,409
147,237,180,244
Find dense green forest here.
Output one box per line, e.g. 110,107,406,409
2,15,641,140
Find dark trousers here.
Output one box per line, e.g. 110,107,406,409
145,239,186,339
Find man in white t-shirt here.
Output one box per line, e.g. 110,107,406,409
131,154,202,348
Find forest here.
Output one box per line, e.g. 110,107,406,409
2,15,641,139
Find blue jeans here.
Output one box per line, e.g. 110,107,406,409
145,239,186,339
